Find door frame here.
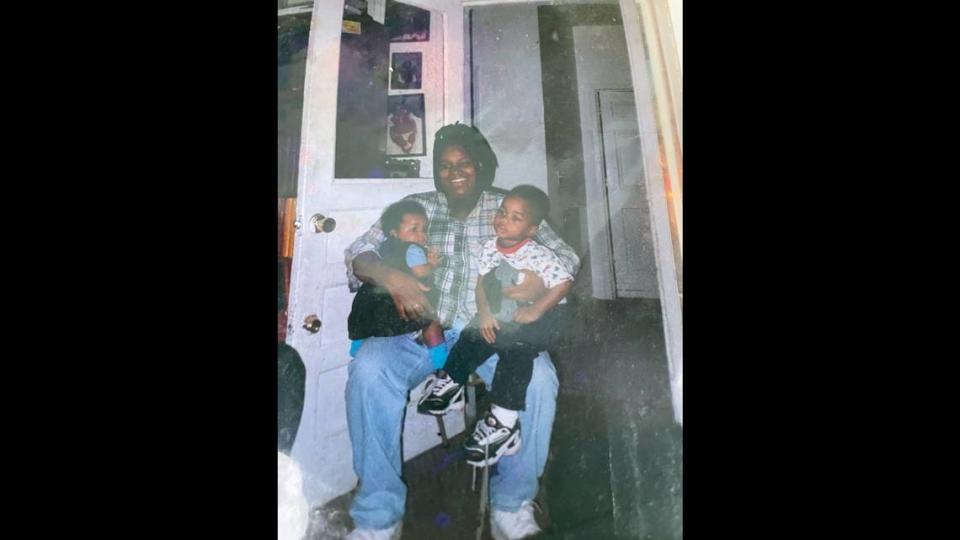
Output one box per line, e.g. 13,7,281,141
619,0,682,425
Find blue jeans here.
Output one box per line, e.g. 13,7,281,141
345,328,559,529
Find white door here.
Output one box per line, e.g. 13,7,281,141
286,0,465,509
598,90,659,299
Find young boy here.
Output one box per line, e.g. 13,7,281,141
417,185,574,466
347,200,447,368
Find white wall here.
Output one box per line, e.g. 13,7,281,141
470,4,549,192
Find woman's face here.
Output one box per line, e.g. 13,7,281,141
437,145,478,201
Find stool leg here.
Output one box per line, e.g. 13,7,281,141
466,384,477,427
435,415,449,448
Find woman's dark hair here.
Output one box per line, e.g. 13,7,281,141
381,200,428,233
432,123,499,192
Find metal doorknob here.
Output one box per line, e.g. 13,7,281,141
302,314,322,333
310,214,336,233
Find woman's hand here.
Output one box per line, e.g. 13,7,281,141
354,252,433,321
502,270,546,303
513,305,545,324
478,311,500,344
383,268,433,321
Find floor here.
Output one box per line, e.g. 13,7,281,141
306,298,682,539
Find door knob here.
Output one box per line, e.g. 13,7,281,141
310,214,336,233
302,314,322,334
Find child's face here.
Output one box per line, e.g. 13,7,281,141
494,196,539,246
391,213,428,246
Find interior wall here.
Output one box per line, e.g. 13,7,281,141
470,4,548,193
537,3,624,280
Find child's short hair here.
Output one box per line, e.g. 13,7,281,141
381,200,428,233
505,185,550,225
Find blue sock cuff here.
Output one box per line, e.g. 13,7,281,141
349,339,364,357
428,343,449,370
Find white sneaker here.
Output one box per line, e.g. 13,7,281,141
345,521,402,540
416,372,465,416
490,500,542,540
464,411,521,467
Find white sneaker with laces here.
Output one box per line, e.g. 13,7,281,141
416,372,465,415
415,373,437,403
345,521,402,540
464,410,521,466
490,500,542,540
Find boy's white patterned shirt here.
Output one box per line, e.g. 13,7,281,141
477,238,574,291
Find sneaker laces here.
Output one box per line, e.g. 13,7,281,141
472,414,500,444
429,375,458,397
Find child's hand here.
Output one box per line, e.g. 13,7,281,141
513,305,544,324
478,312,500,344
427,247,442,267
502,270,546,302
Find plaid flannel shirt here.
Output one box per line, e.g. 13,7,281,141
345,190,580,327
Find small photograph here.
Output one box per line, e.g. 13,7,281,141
386,94,426,157
386,1,430,42
390,52,422,90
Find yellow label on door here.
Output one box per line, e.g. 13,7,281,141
342,20,361,35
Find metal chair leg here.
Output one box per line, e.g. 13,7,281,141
466,381,478,427
435,414,449,448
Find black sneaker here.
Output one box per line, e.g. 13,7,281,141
463,411,522,467
416,372,465,416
